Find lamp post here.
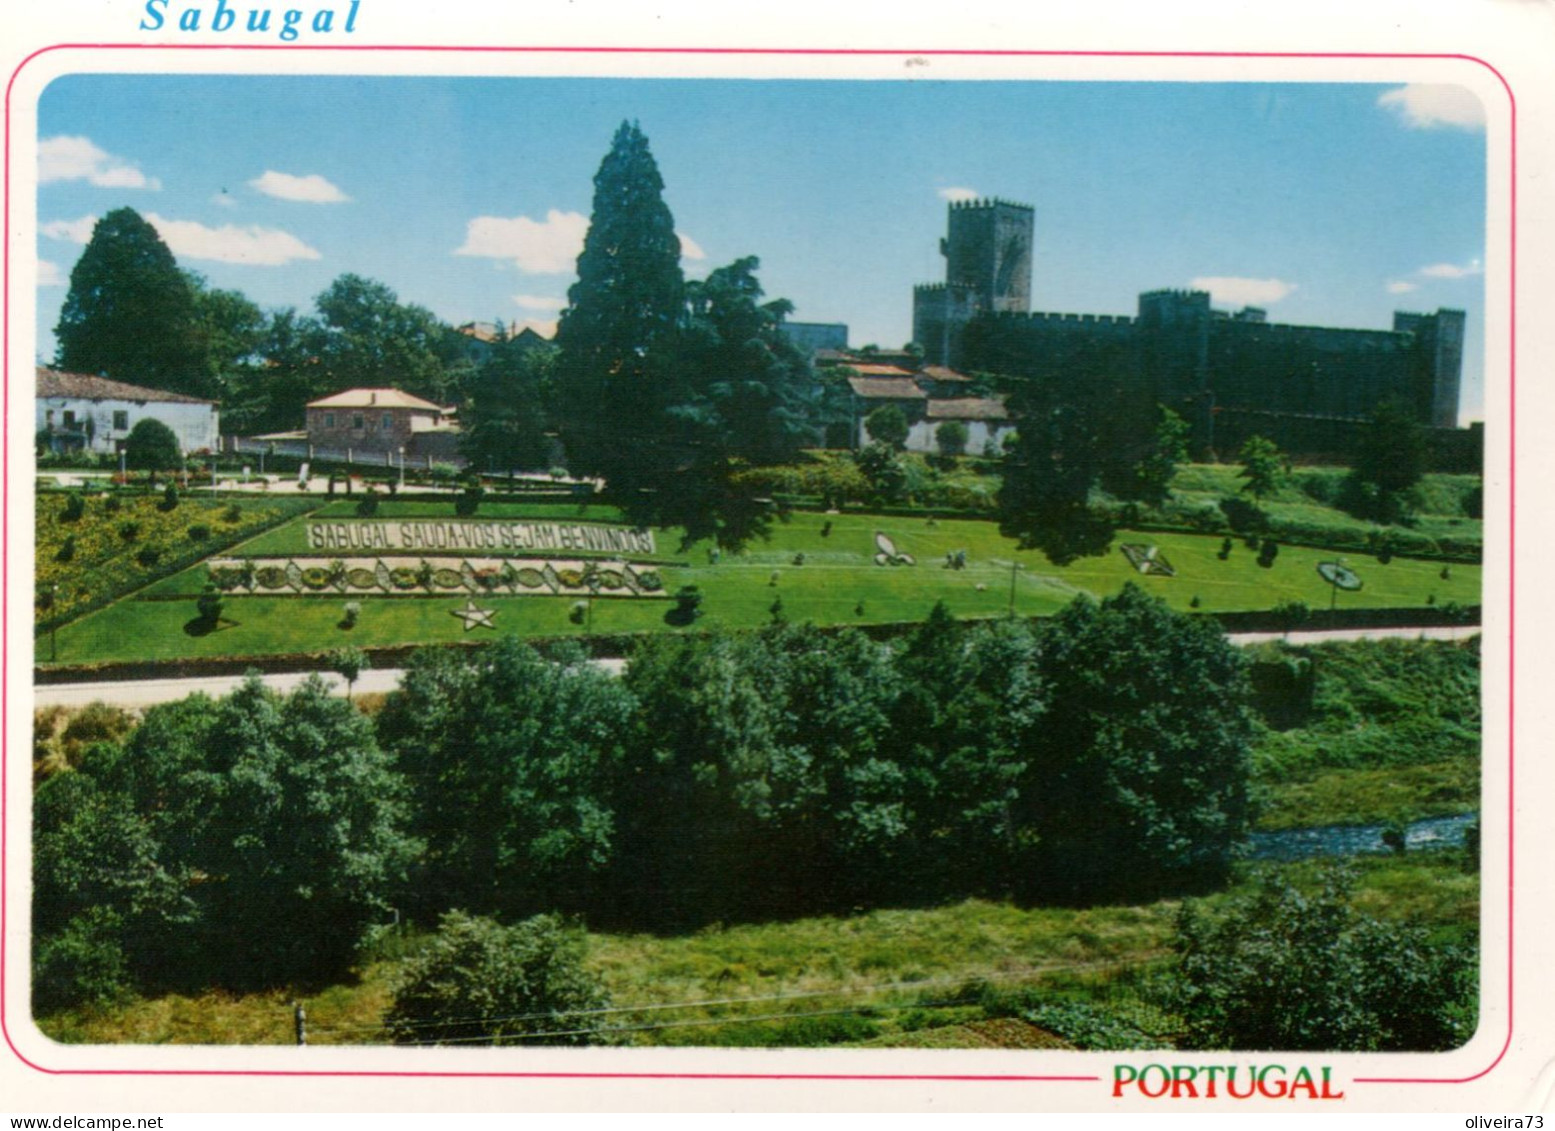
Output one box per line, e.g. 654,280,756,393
1008,560,1023,618
398,447,405,490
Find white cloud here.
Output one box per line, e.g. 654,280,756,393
1418,258,1483,279
1386,280,1419,295
455,210,588,274
1378,84,1486,130
145,213,321,266
40,214,98,244
248,170,351,203
1190,276,1298,307
678,231,706,261
514,318,557,338
938,186,978,202
37,260,65,287
512,294,566,312
38,136,160,190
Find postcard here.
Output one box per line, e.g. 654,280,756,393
1,0,1548,1116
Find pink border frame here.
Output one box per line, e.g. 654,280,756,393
1,43,1515,1093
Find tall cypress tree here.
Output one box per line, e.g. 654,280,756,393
54,208,215,397
555,121,685,478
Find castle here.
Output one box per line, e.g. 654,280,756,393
911,199,1470,461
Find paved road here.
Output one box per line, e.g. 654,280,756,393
32,627,1478,710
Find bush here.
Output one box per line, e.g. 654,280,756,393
158,483,179,512
187,524,211,542
385,912,609,1046
32,908,134,1013
117,521,140,542
222,504,243,523
136,547,161,569
356,491,380,518
196,586,223,625
55,536,76,563
454,483,485,517
1173,866,1474,1051
60,493,86,523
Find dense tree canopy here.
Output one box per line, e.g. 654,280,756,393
555,120,685,478
1175,866,1474,1051
1348,399,1428,523
459,340,557,474
378,640,635,917
55,208,213,397
1021,583,1254,901
39,678,418,992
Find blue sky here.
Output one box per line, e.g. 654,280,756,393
35,75,1487,421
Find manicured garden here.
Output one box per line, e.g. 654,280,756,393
38,504,1481,666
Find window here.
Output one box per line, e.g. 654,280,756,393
382,413,394,430
324,412,335,428
44,410,54,427
352,413,365,430
113,410,129,431
63,411,76,428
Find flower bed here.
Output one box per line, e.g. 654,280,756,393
202,555,672,598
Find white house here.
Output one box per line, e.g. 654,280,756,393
905,397,1015,456
36,368,220,456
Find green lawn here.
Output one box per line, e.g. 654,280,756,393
41,508,1481,666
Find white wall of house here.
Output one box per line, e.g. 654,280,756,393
905,417,1015,456
36,396,220,456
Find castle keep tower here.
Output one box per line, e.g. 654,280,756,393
913,198,1034,366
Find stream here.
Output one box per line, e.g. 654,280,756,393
1247,812,1477,862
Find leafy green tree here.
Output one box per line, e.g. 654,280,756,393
1125,405,1192,506
618,255,816,546
124,418,183,483
619,624,902,926
555,120,685,479
460,341,556,474
32,770,188,1005
386,912,609,1046
1021,585,1254,901
1237,434,1288,501
853,440,908,502
865,404,910,449
190,280,267,423
378,641,635,917
1174,866,1475,1051
311,274,455,404
935,419,970,459
328,646,370,700
888,605,1045,898
55,208,214,397
86,680,416,990
996,370,1119,565
1349,399,1428,523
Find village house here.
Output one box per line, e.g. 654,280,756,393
305,388,460,458
35,367,220,456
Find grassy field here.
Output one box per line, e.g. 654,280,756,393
37,853,1476,1048
40,507,1482,666
1249,637,1481,831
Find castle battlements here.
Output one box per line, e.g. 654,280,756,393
994,310,1136,327
948,196,1034,212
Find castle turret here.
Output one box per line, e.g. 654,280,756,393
912,198,1035,366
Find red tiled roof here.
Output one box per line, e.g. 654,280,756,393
927,397,1009,421
847,376,928,400
36,367,217,406
848,363,917,378
920,365,973,382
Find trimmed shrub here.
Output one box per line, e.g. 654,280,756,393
385,912,609,1046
